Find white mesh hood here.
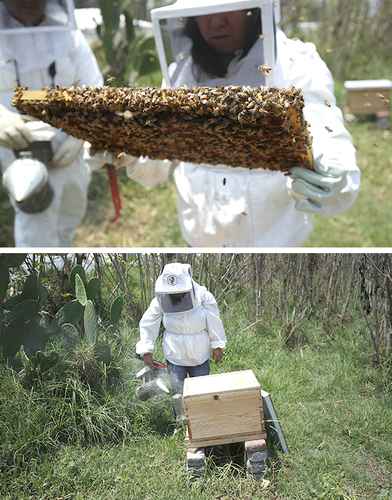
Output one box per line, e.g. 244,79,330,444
151,0,277,87
0,0,76,33
0,1,76,74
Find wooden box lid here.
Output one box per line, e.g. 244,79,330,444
183,369,260,399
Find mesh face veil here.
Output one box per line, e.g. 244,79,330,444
0,0,76,79
0,0,76,34
151,0,279,87
157,291,195,313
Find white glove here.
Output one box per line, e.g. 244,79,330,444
52,135,84,168
0,106,34,150
86,149,172,189
85,149,136,172
289,155,351,215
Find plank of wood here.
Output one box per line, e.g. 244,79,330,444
186,395,264,441
185,388,260,405
183,370,261,398
185,431,267,448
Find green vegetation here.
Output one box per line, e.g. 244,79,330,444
1,307,392,499
78,123,392,248
310,124,392,247
1,254,392,499
0,1,391,247
96,0,160,86
1,120,390,248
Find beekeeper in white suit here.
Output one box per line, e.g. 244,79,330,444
136,263,226,393
108,0,361,247
0,0,103,246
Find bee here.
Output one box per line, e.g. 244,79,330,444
258,65,272,76
377,93,390,104
106,75,116,85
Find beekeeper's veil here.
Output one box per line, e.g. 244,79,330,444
155,263,197,313
0,0,76,81
151,0,280,87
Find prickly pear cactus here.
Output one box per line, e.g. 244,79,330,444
110,296,124,325
75,274,88,306
0,257,49,360
96,0,159,85
84,300,98,346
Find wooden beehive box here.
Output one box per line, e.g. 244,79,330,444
183,370,265,448
344,80,392,115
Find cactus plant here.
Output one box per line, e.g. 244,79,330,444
110,296,124,325
0,257,50,361
56,300,84,326
75,274,88,306
86,278,101,301
97,0,160,86
84,300,98,346
61,323,80,348
56,266,104,345
70,265,87,290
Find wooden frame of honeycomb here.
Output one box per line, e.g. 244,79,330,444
13,86,314,172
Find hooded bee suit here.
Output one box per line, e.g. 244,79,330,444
0,0,103,246
136,263,227,367
122,0,360,247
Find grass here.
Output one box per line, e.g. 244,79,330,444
75,169,184,248
1,305,392,499
309,123,392,247
0,121,390,248
76,121,392,248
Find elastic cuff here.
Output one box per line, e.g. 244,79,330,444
210,341,226,350
136,343,155,356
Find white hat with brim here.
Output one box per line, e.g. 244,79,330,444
155,263,193,294
151,0,269,20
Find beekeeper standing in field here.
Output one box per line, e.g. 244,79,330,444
110,0,360,247
137,263,226,393
0,0,103,247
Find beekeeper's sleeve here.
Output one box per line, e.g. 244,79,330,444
289,39,360,215
136,297,163,355
202,290,227,350
125,71,179,188
126,156,173,188
73,30,104,87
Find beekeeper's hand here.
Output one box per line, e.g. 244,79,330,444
212,348,224,363
143,352,154,367
86,150,114,171
85,150,136,171
52,135,84,168
0,106,34,150
289,155,351,215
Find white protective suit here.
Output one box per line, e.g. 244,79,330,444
125,29,360,247
0,2,103,246
136,263,227,367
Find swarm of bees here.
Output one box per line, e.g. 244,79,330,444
13,85,314,172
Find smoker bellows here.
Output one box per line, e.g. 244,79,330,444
13,86,314,172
